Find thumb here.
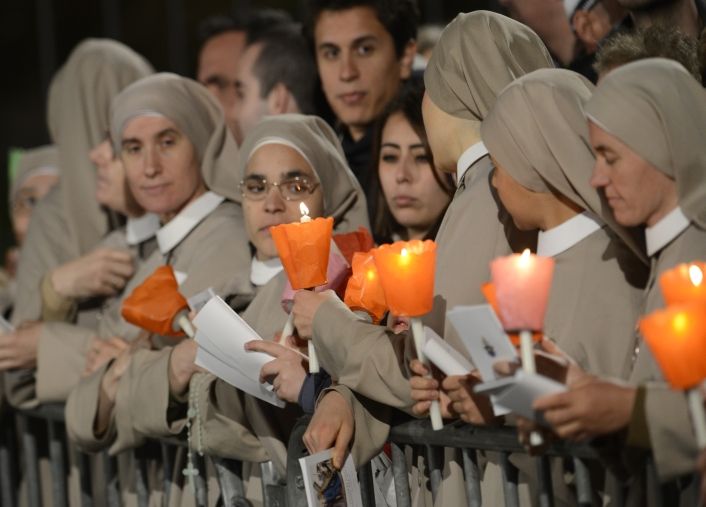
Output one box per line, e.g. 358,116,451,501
332,420,353,470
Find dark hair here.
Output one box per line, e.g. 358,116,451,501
303,0,419,58
196,10,294,52
594,24,702,82
249,24,318,114
370,81,454,243
196,15,247,52
244,9,294,44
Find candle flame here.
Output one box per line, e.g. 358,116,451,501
673,312,689,334
401,248,408,257
689,265,703,287
518,248,532,268
299,202,309,216
366,269,376,281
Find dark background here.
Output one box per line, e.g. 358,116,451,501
0,0,501,254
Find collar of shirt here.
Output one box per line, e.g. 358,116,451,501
456,141,489,185
645,206,690,257
537,211,604,258
156,191,225,254
250,257,283,286
125,213,161,245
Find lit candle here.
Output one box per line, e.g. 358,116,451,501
343,251,388,323
659,262,706,306
374,240,443,430
639,303,706,448
490,249,554,374
299,202,312,223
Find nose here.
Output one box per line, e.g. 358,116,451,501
263,184,286,213
89,142,109,167
396,153,415,184
144,147,161,178
590,160,610,189
339,51,359,82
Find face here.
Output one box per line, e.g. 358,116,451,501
490,158,544,231
421,92,457,174
121,116,206,222
233,42,269,144
378,113,451,239
197,31,247,137
314,6,413,139
11,172,59,244
242,144,324,260
589,121,677,227
90,139,138,216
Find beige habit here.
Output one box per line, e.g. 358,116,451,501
586,58,706,482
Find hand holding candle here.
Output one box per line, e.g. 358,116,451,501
639,303,706,448
373,240,442,430
121,265,195,338
270,203,334,373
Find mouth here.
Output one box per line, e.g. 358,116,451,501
140,183,170,196
338,91,367,106
392,195,418,208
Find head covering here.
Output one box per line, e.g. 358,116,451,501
110,73,241,202
585,58,706,228
47,39,153,257
481,68,646,260
9,145,59,204
424,11,554,122
236,114,370,233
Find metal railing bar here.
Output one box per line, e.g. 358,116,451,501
500,451,520,507
572,456,593,507
75,448,92,507
425,445,442,503
102,452,120,507
134,448,149,507
212,457,247,507
536,456,554,507
461,447,481,507
18,414,42,507
161,443,173,506
357,461,375,507
194,453,208,507
391,442,412,507
0,414,17,507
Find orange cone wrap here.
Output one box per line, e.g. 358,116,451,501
121,265,189,337
659,262,706,306
373,240,435,317
481,282,541,347
344,251,388,323
270,217,334,290
333,227,375,264
639,302,706,390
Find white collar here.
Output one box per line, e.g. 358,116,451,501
537,211,604,258
456,141,489,185
645,206,690,257
250,257,283,286
125,213,161,245
156,191,225,254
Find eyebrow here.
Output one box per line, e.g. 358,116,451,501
122,128,180,147
317,34,378,51
282,169,309,179
381,142,426,150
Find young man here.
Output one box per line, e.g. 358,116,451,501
304,0,417,187
232,23,317,144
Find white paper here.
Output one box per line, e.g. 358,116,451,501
187,288,217,313
473,370,567,426
299,449,362,507
174,270,188,286
0,316,14,333
195,344,284,407
447,305,517,381
423,327,472,376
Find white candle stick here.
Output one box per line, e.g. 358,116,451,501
279,313,294,346
175,312,196,339
411,317,443,431
519,330,536,374
687,388,706,449
308,342,320,373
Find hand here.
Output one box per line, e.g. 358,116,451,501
0,322,41,370
95,346,135,436
50,247,134,299
303,390,354,469
291,290,338,340
246,338,307,403
533,376,637,441
83,336,128,377
443,372,498,425
409,359,454,419
168,339,201,397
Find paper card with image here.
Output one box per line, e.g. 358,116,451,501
194,343,284,408
299,449,362,507
447,304,517,381
473,370,566,426
422,327,473,376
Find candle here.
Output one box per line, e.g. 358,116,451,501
659,262,706,306
481,282,542,347
299,202,312,223
374,240,443,430
639,303,706,447
344,250,388,323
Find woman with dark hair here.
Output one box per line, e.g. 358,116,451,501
370,82,454,244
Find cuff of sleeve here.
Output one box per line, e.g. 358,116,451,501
41,273,76,322
626,384,649,449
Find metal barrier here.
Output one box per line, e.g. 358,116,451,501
0,404,698,506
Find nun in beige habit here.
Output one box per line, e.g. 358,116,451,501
290,11,554,506
107,114,370,505
63,74,255,507
479,68,649,504
579,59,706,483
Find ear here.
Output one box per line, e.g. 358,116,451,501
398,39,417,80
572,10,608,53
266,82,295,115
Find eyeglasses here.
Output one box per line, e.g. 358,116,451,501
239,175,320,201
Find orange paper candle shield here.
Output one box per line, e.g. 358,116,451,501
481,282,541,347
490,250,554,331
332,227,375,265
639,303,706,389
121,265,189,337
659,262,706,306
344,251,388,323
270,217,334,289
373,240,435,317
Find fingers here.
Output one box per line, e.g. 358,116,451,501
332,418,353,470
412,400,431,416
409,359,429,377
245,340,285,358
259,360,282,383
533,392,571,412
